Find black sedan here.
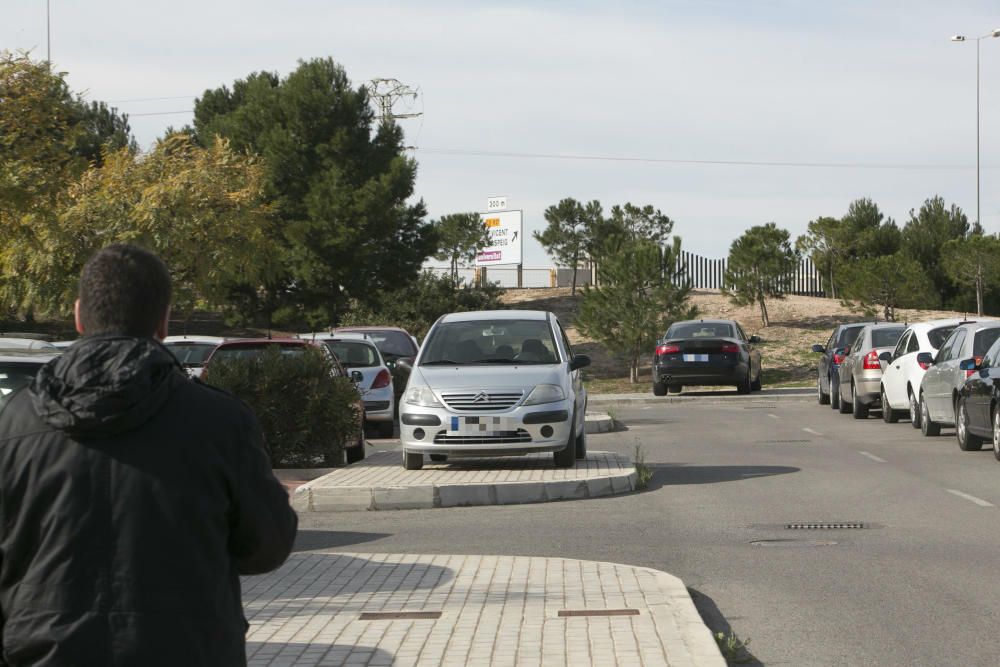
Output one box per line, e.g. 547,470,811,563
955,337,1000,457
652,319,762,395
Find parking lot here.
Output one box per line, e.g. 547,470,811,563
299,394,1000,666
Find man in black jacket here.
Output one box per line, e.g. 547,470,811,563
0,245,298,666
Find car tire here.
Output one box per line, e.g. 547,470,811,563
554,421,576,469
831,376,842,411
956,397,984,451
575,423,587,460
653,381,668,397
817,376,830,405
751,371,762,391
403,450,423,470
376,421,395,439
346,422,366,464
992,407,1000,462
429,453,448,462
881,387,900,423
838,382,852,414
668,384,682,394
908,390,921,429
736,371,752,395
852,383,869,419
920,393,940,437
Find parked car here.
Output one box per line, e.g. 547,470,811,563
163,335,225,379
332,326,419,405
398,310,589,470
954,335,1000,457
812,322,866,408
878,319,966,428
652,319,762,395
918,321,1000,441
0,350,58,410
204,338,367,463
300,332,395,438
836,323,905,419
0,338,59,352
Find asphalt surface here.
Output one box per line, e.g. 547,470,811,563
296,391,1000,666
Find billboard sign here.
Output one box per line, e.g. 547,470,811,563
476,210,522,266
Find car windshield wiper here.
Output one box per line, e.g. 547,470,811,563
421,359,466,365
475,358,518,363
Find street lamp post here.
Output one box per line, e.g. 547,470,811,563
951,29,1000,229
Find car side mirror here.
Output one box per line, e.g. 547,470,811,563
843,346,851,355
811,344,825,354
396,358,414,372
878,351,892,362
749,335,761,344
350,370,364,384
916,352,934,367
570,354,591,371
958,358,978,371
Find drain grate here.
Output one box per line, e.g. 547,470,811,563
743,405,777,410
359,611,442,620
785,522,864,530
760,439,810,444
558,609,640,618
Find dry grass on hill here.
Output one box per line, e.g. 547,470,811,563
501,287,977,393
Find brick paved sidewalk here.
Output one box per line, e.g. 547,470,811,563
243,552,725,666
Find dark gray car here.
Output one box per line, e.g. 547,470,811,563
812,323,866,408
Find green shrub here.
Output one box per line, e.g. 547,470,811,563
206,346,359,467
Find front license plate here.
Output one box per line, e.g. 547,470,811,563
683,354,709,362
449,416,513,434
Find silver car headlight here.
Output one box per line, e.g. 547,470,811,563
404,386,442,408
523,384,565,406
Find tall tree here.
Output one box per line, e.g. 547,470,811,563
433,212,489,281
840,253,936,322
941,233,1000,317
796,216,843,298
723,223,799,327
534,198,592,294
192,58,436,326
71,100,137,166
901,196,972,308
577,237,697,383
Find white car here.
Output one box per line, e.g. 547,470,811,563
163,335,225,379
0,351,59,409
0,337,59,352
879,319,968,428
300,332,396,438
398,309,590,470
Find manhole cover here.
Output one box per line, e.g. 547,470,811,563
785,522,865,530
751,539,837,548
743,405,777,409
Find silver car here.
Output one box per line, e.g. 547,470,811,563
398,310,590,470
837,323,905,419
918,321,1000,438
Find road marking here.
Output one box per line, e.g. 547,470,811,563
858,451,887,463
767,413,779,420
802,427,823,436
946,489,995,507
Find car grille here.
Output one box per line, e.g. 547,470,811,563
440,391,524,411
433,429,532,445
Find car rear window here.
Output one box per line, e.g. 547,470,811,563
836,325,864,348
165,343,217,366
0,362,44,410
974,329,1000,358
666,322,734,339
212,344,307,362
927,326,957,350
872,328,905,348
341,330,416,358
325,341,379,367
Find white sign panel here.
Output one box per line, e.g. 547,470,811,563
486,196,508,212
476,210,522,266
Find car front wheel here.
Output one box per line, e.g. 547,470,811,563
403,450,424,470
554,421,577,468
908,390,921,429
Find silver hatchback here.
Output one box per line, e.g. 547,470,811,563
398,310,590,470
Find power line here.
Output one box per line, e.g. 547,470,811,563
416,147,994,171
108,95,195,104
127,110,194,117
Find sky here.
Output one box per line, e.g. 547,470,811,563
4,0,1000,270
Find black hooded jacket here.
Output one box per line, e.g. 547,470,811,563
0,335,298,666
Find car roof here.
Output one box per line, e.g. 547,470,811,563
214,338,307,347
298,332,373,342
438,310,550,323
333,326,412,333
0,352,58,363
163,335,226,344
670,318,738,326
901,318,973,332
0,338,59,351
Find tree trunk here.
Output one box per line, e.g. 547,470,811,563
629,356,639,384
571,249,579,296
884,303,894,322
758,294,769,328
828,265,836,299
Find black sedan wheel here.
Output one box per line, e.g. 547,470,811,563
736,371,751,395
957,397,984,451
653,381,667,396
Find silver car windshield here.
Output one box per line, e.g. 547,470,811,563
421,319,559,365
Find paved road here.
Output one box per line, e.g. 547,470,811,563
297,393,1000,666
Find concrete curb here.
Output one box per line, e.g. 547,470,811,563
641,567,728,666
589,388,813,407
291,451,637,513
584,411,617,433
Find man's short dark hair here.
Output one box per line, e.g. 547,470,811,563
78,244,172,337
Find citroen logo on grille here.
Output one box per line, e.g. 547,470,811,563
472,391,491,403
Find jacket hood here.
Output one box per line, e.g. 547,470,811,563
30,335,183,438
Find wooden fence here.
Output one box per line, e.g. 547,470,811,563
675,251,826,297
